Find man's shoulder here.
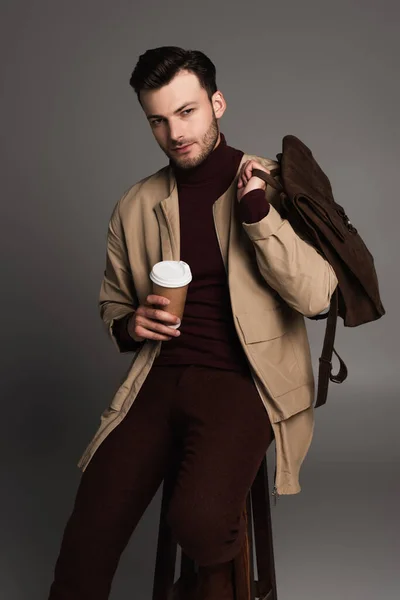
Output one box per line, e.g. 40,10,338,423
243,151,279,171
114,164,170,215
228,138,279,170
123,164,170,201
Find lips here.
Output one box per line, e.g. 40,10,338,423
173,143,193,152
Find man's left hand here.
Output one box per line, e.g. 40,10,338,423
237,160,270,203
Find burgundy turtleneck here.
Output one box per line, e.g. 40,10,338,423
112,132,270,372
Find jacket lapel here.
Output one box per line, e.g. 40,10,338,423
153,168,180,261
223,153,249,272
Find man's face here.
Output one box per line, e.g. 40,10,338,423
140,70,226,169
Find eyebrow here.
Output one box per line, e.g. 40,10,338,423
146,102,198,121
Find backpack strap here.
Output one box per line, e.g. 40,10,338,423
316,289,348,407
252,167,283,192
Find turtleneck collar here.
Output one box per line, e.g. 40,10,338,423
169,132,243,187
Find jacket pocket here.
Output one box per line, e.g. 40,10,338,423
236,305,288,343
235,306,310,400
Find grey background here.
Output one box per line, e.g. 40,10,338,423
1,1,399,598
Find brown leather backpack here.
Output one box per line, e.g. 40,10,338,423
252,134,386,407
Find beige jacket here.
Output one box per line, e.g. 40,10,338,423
77,151,338,498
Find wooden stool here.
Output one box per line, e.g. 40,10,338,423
152,453,278,600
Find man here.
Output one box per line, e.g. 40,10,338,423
48,47,338,599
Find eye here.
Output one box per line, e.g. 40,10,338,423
182,109,193,115
151,119,162,126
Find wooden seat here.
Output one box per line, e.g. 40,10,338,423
152,453,278,600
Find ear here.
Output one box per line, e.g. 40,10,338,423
212,90,226,119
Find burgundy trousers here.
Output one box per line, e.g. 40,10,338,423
48,364,274,599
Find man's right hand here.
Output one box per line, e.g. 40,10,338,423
127,294,182,342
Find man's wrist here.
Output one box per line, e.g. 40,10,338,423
126,312,146,344
125,312,138,341
238,188,270,224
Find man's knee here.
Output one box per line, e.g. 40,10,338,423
166,499,246,565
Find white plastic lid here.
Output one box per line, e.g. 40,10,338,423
149,261,192,288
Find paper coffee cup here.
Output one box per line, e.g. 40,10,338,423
149,261,192,328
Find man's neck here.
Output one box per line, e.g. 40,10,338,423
170,132,240,186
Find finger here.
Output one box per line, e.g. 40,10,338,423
147,294,170,306
247,160,257,177
134,323,176,341
135,319,181,339
240,162,248,177
245,163,256,179
140,307,181,325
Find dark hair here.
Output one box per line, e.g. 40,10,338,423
129,46,218,105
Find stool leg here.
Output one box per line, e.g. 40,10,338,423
152,473,178,600
233,497,254,600
247,494,257,600
251,454,278,600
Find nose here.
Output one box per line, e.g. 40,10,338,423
168,123,185,146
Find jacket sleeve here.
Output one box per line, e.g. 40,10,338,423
99,196,144,353
241,187,338,317
111,312,144,353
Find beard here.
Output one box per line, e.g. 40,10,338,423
166,113,220,170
